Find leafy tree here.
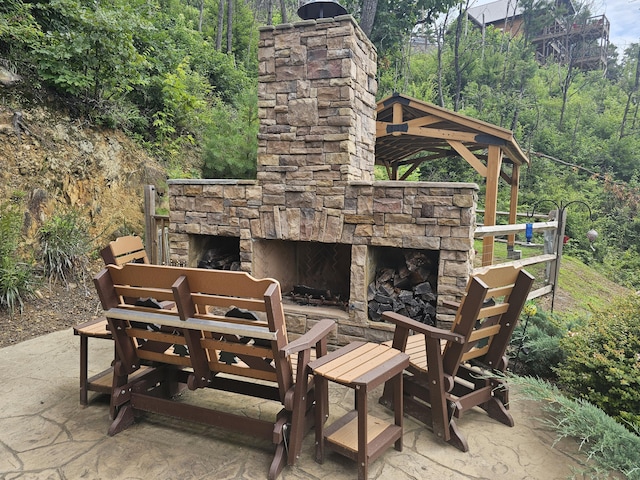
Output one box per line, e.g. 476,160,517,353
202,89,258,179
0,0,42,59
32,0,151,112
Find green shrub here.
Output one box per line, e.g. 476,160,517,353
509,304,571,378
0,200,34,313
38,209,93,286
556,294,640,431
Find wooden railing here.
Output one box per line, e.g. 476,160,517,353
474,220,558,302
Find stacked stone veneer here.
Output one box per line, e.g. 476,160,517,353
167,16,479,344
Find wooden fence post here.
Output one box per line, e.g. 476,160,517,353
144,185,156,263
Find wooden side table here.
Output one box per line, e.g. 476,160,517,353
73,317,114,406
308,342,410,480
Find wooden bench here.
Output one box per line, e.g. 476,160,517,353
94,262,335,479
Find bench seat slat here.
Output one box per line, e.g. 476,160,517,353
105,307,278,341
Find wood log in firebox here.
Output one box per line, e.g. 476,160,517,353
368,251,437,325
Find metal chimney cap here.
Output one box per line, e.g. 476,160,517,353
297,0,348,20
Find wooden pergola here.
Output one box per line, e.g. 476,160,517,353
376,93,531,266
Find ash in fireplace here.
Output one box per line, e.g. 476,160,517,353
288,285,349,311
368,251,437,325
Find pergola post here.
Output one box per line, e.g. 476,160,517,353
482,145,503,266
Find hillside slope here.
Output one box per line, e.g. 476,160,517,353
0,105,168,244
549,255,632,314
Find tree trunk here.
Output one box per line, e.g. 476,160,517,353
226,0,233,54
266,0,273,25
453,6,464,111
198,0,204,32
360,0,378,37
279,0,287,23
216,0,224,50
620,47,640,139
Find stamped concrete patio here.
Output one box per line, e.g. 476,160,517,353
0,328,593,479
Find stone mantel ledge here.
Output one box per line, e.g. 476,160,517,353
168,179,478,190
168,179,258,186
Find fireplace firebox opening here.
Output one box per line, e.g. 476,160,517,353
367,246,439,325
189,235,241,270
253,239,351,309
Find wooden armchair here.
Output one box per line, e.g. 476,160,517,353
380,264,534,452
100,235,149,265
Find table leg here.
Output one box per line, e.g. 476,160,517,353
79,335,88,406
393,373,403,451
356,385,368,480
314,376,328,463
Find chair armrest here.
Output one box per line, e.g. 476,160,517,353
382,311,465,344
280,319,335,357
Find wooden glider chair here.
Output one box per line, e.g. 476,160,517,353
380,263,534,452
74,235,169,407
94,262,335,479
99,234,150,265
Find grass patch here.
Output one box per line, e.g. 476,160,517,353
555,256,630,313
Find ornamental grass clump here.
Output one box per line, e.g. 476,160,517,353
514,375,640,479
0,200,34,314
38,209,93,288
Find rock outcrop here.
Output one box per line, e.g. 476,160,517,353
0,105,168,245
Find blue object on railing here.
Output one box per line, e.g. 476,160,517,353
525,223,533,243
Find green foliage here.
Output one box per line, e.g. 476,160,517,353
510,305,573,378
556,294,640,432
32,0,151,110
201,90,258,179
0,201,34,313
38,209,93,286
0,0,42,56
514,375,640,479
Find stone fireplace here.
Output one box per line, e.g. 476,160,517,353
168,15,478,344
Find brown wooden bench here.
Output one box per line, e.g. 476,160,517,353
380,263,534,452
94,262,335,479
